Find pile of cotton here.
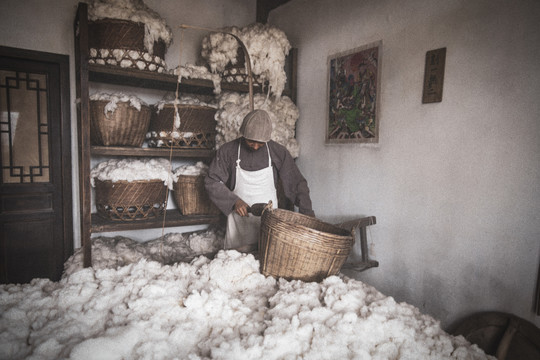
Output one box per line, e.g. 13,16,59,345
87,0,172,55
90,158,174,189
0,247,493,359
63,228,223,275
173,161,209,180
201,23,291,98
215,92,300,157
90,92,148,115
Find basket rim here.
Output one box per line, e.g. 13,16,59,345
89,18,144,26
174,174,205,179
94,178,167,185
263,207,352,239
153,103,217,111
91,99,150,108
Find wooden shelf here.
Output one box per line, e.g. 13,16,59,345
91,146,215,158
89,63,210,93
75,2,297,267
91,211,223,233
88,63,268,94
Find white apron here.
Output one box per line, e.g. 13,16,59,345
224,143,278,251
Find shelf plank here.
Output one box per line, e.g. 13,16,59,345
87,63,268,94
88,63,213,93
91,210,223,233
91,146,215,158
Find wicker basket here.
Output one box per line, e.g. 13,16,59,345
173,175,221,215
88,19,167,72
94,179,167,221
259,208,354,282
222,47,265,88
147,104,217,149
90,100,151,147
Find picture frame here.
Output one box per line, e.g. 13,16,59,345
326,40,382,144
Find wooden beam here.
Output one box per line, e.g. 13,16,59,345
256,0,291,23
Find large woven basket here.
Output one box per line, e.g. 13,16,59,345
172,175,221,215
147,104,217,149
259,208,354,282
90,100,151,147
94,179,167,221
88,19,167,72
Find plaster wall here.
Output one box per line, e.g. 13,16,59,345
269,0,540,329
0,0,256,246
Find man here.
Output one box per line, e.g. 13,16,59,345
205,109,315,251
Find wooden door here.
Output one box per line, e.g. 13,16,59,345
0,46,72,284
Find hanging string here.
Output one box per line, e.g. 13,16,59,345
159,26,186,250
263,83,271,108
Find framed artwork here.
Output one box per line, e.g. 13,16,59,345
326,40,381,143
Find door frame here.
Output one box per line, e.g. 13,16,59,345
0,45,73,280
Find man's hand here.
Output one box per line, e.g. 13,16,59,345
234,199,250,217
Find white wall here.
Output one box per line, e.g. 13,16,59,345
270,0,540,329
0,0,256,246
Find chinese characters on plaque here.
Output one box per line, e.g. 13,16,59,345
422,47,446,103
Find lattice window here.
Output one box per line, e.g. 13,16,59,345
0,70,50,183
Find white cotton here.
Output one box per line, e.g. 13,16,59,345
63,228,224,276
90,92,147,116
1,241,495,360
201,23,291,98
90,158,173,188
215,92,300,158
187,229,223,255
87,0,172,55
154,96,218,112
172,161,209,181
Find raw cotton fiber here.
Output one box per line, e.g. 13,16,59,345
0,232,494,360
90,92,148,115
201,23,291,98
90,158,174,189
215,92,300,157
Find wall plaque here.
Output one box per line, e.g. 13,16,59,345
422,47,446,103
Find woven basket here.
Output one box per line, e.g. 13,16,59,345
147,104,217,149
172,175,221,215
259,208,354,282
88,19,167,72
95,179,167,221
90,100,151,147
222,47,265,88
